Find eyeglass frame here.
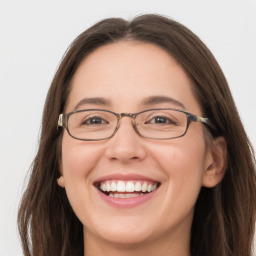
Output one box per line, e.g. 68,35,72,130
57,108,215,141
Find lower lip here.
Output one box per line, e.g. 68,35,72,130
96,189,158,208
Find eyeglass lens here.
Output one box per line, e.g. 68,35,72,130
67,109,188,140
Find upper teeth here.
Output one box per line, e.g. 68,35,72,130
99,180,158,193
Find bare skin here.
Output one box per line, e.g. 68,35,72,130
58,41,226,256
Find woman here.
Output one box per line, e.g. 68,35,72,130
18,14,256,256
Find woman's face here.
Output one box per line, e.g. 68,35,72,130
60,41,213,246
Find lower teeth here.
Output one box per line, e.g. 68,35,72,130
109,193,144,198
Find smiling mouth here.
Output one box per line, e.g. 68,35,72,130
94,180,160,198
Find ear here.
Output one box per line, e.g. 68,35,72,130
202,136,227,188
57,176,65,187
57,159,65,188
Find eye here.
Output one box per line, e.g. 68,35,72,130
145,116,178,125
82,116,108,125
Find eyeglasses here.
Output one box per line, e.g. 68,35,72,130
58,108,212,141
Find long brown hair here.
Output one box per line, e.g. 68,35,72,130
18,14,256,256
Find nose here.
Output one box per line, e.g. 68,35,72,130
104,117,147,162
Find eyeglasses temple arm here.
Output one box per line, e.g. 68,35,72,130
195,116,217,131
58,114,64,128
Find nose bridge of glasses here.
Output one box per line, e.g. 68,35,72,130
115,113,137,130
120,112,136,119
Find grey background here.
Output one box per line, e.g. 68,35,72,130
1,0,255,254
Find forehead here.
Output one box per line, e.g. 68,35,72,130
66,41,201,114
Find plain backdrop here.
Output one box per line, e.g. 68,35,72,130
1,0,256,255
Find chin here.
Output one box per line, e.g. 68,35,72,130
85,221,157,246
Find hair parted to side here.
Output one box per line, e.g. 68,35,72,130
18,14,256,256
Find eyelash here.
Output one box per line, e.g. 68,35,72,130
82,116,108,125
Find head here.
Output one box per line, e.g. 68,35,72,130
18,14,256,256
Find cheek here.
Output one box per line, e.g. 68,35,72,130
152,133,207,206
60,135,107,224
153,134,206,174
61,135,103,192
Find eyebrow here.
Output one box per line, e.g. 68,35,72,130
73,95,185,111
141,96,186,109
74,97,112,111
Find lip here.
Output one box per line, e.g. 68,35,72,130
96,187,158,208
93,173,160,208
